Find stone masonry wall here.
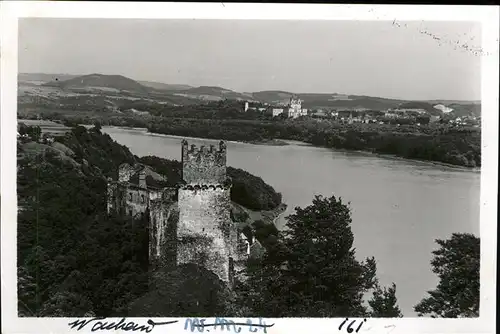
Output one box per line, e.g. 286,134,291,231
107,181,118,214
177,186,232,282
118,163,138,183
149,199,167,263
124,185,149,218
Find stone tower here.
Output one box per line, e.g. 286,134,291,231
177,140,235,283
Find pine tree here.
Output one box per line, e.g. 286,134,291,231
414,233,480,318
368,283,403,317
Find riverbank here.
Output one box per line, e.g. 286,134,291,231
247,139,289,146
324,146,481,172
19,119,480,170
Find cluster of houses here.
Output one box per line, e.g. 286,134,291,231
17,123,58,145
447,115,481,127
243,99,480,127
327,108,443,125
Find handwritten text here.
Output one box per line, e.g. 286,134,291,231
184,318,274,333
68,317,178,332
338,318,367,333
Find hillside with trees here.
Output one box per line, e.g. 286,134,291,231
43,73,151,94
17,126,149,316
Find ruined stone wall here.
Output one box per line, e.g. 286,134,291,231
149,199,169,264
177,186,232,282
107,181,118,214
181,140,227,184
123,185,149,218
107,181,130,216
162,188,177,202
118,163,137,182
148,187,178,265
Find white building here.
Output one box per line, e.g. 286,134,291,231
245,101,267,113
287,96,307,119
272,108,284,117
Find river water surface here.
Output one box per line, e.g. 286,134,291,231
102,126,480,317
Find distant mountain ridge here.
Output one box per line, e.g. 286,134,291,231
18,73,480,116
43,73,150,94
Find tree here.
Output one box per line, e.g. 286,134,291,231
368,283,403,317
238,195,396,317
23,125,42,142
92,122,102,133
18,122,29,136
414,233,480,318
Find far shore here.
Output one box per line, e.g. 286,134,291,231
102,125,480,172
18,119,480,172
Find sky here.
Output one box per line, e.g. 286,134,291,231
18,18,482,101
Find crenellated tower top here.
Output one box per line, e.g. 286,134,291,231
181,140,227,185
289,95,302,109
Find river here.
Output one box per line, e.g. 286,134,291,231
101,126,480,317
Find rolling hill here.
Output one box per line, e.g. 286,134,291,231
18,72,480,116
253,91,407,110
43,73,151,95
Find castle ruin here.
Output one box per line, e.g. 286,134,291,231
107,140,257,284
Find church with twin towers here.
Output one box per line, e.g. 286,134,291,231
106,139,262,284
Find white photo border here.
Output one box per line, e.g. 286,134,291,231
1,2,498,334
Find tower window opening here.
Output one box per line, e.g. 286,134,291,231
128,192,132,201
